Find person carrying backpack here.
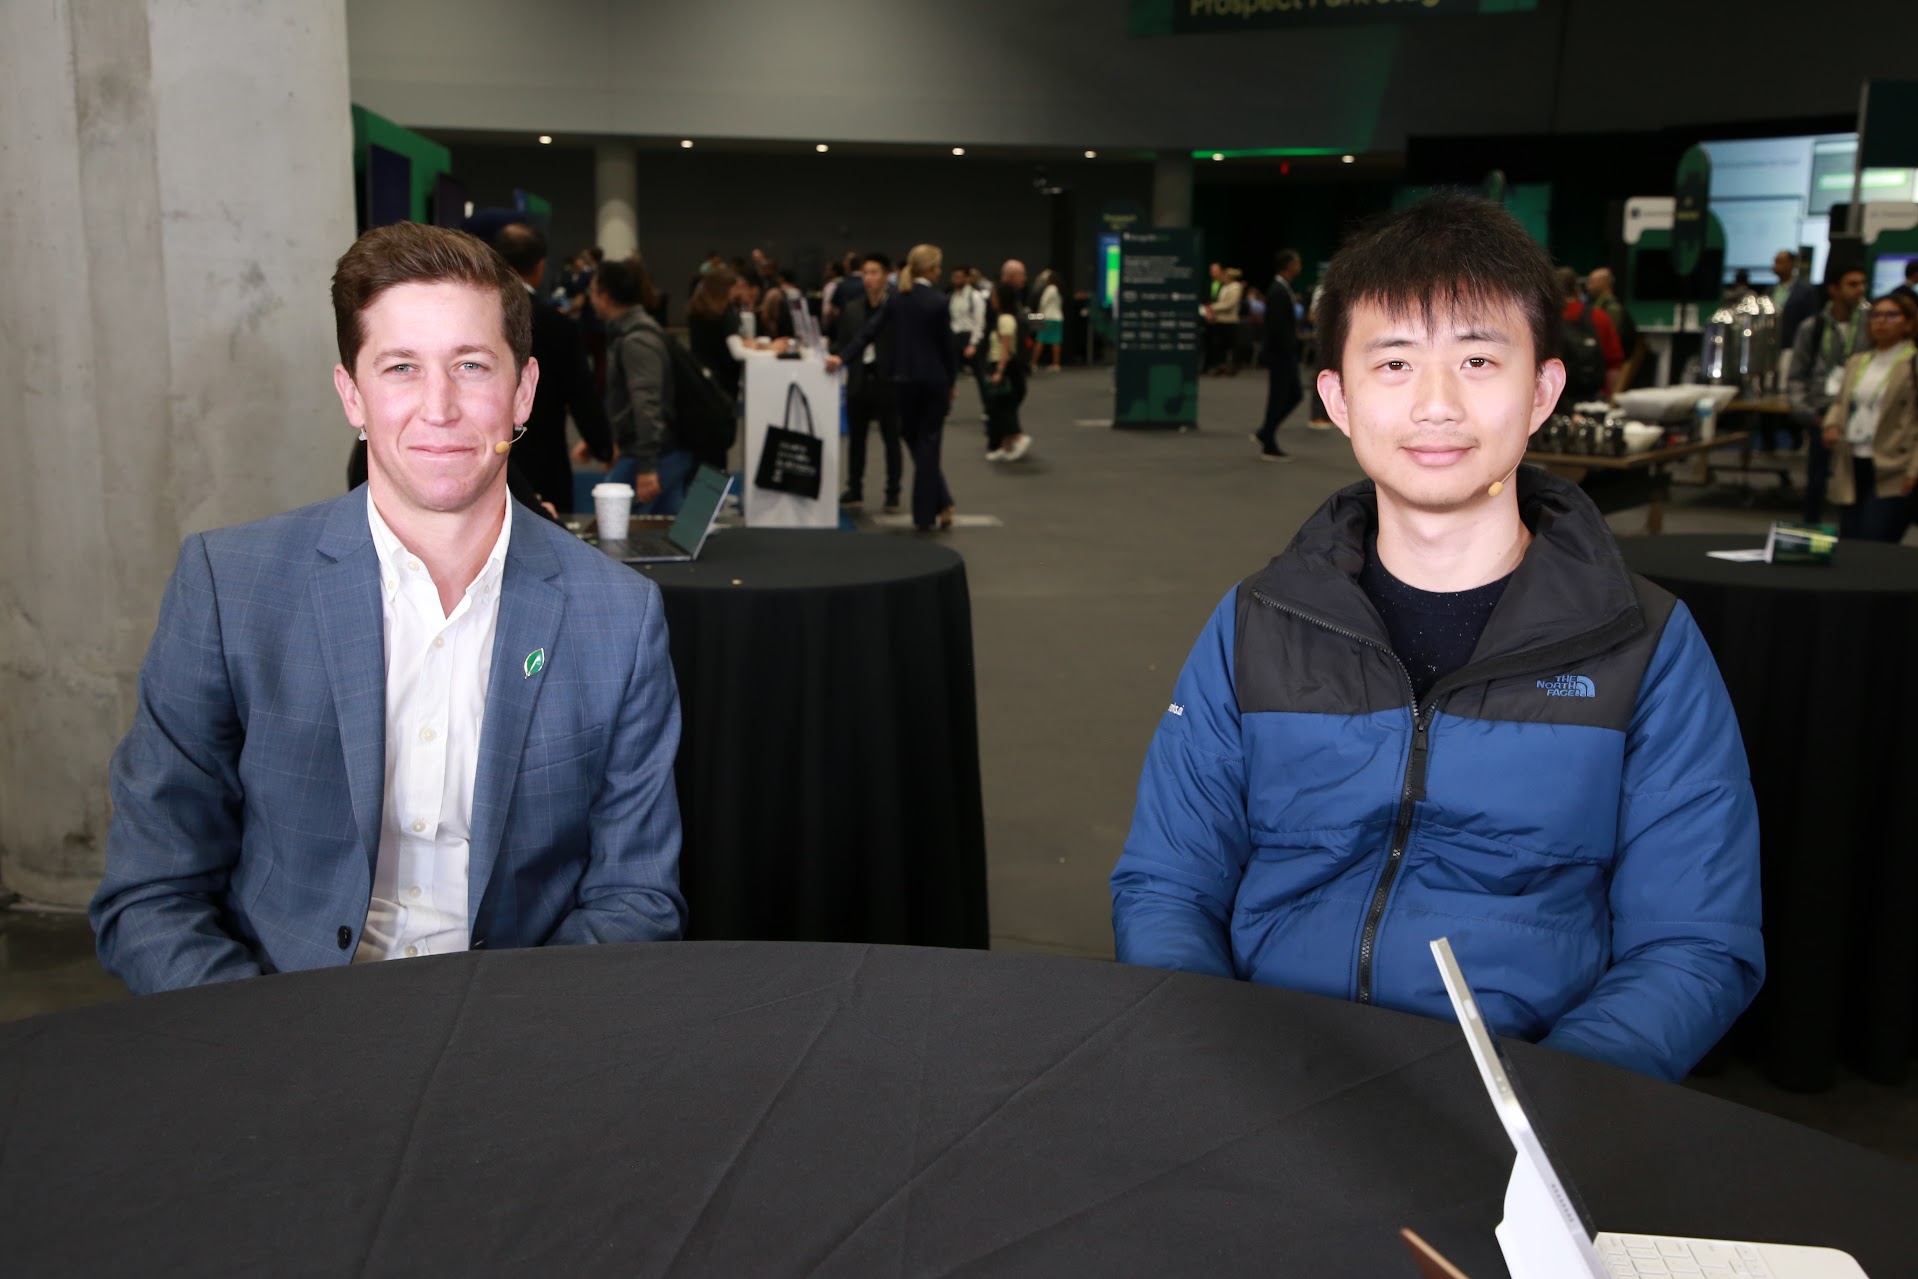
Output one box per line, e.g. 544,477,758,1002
1554,266,1622,414
592,258,692,516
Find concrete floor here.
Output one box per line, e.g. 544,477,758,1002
5,366,1913,1164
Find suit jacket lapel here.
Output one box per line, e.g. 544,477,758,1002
310,487,386,876
468,503,566,924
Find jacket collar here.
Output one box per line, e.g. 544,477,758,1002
1253,466,1644,665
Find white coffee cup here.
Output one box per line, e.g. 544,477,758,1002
593,482,635,541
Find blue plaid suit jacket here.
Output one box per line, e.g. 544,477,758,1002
91,487,686,995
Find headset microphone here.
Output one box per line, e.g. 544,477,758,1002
495,423,528,455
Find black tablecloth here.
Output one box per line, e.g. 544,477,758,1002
1619,534,1918,1091
630,530,988,948
2,944,1910,1277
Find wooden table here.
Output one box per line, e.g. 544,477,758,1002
1527,431,1749,532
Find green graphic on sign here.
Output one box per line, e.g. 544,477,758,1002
1671,146,1711,281
1115,228,1203,429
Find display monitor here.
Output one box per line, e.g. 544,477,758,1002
1701,131,1918,286
364,144,411,230
1098,233,1121,310
1872,254,1918,297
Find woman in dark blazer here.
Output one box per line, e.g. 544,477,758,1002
830,244,960,531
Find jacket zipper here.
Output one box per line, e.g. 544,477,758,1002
1250,588,1643,1005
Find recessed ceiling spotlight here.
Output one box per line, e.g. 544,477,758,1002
1212,153,1225,162
815,143,829,153
538,135,552,145
680,139,694,149
1341,154,1355,164
1084,150,1097,159
952,147,965,156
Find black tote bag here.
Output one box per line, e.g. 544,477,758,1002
753,381,824,500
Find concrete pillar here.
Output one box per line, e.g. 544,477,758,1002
0,0,356,906
595,144,639,260
1151,153,1194,229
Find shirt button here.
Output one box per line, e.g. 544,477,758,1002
421,727,437,742
407,558,421,572
407,886,422,899
411,819,426,833
432,636,445,649
405,945,419,958
385,579,396,592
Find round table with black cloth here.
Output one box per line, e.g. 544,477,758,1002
1618,534,1918,1092
630,529,987,948
2,944,1910,1277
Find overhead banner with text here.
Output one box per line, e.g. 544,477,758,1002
1131,0,1536,36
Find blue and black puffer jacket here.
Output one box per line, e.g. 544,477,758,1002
1111,468,1763,1082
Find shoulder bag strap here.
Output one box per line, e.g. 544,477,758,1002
784,381,815,437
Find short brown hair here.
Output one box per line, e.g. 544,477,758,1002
331,222,531,374
1316,192,1560,376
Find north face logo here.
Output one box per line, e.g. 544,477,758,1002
1537,675,1596,699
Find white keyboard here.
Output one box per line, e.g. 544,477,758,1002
1598,1232,1776,1277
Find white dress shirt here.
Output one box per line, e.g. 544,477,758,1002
354,496,513,963
949,284,986,343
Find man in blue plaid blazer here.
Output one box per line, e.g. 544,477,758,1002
91,224,686,995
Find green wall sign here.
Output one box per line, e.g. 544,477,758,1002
1130,0,1535,37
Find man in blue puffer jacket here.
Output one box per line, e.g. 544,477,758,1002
1110,194,1763,1083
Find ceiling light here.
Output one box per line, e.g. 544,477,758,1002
1084,150,1097,159
952,147,965,156
1341,154,1355,164
680,139,694,149
463,200,475,217
538,135,552,145
1212,153,1224,162
815,143,829,153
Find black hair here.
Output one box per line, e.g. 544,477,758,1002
861,252,892,271
1274,249,1300,273
1315,191,1560,374
491,222,546,276
1824,262,1867,291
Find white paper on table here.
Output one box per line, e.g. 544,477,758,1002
1706,548,1771,562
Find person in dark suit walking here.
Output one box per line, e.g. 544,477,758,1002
493,224,610,512
1254,249,1304,461
831,244,960,531
831,254,903,512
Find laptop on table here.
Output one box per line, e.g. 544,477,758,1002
598,467,732,564
1427,937,1867,1279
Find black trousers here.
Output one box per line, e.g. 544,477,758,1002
985,369,1026,450
1803,424,1831,524
846,382,902,502
898,381,954,529
1839,457,1917,542
1258,357,1304,442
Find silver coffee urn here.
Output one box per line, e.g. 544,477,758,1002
1702,292,1781,396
